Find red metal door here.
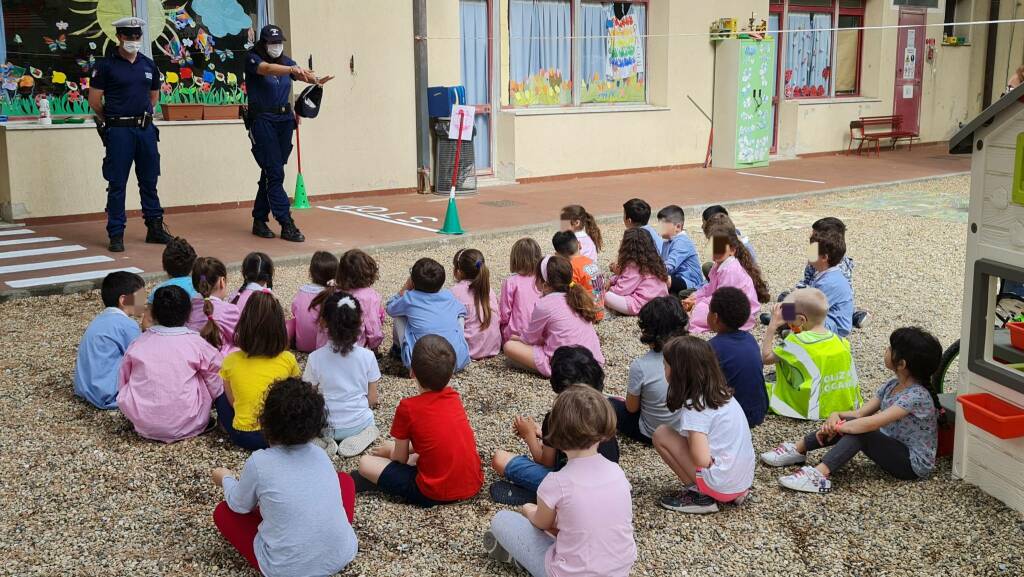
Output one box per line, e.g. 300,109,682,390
893,7,926,135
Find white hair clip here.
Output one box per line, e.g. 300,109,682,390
337,296,356,309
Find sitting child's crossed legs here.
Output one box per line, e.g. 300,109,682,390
489,509,554,577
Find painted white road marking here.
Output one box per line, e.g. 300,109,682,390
0,236,61,247
317,205,439,233
0,245,86,260
6,267,145,289
736,172,826,184
0,229,33,236
0,255,115,275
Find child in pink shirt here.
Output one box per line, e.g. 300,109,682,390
500,238,543,343
230,252,274,312
504,255,604,378
189,257,241,355
560,204,603,263
311,249,386,352
486,386,636,577
685,224,770,333
451,248,501,359
605,227,670,316
287,251,338,352
118,285,224,443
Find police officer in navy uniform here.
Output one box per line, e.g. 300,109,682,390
87,17,171,253
245,25,332,242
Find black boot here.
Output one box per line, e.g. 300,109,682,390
108,236,125,253
279,219,305,243
252,219,275,239
144,218,172,244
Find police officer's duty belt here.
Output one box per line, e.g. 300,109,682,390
106,114,153,128
245,104,293,116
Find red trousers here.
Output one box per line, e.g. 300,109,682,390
213,471,356,571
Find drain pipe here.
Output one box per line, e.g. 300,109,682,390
983,0,1001,108
413,0,431,193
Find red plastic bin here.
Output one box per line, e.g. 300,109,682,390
957,393,1024,439
1009,322,1024,351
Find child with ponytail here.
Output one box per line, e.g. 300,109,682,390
560,205,603,262
230,252,275,312
684,222,770,333
303,291,381,457
287,251,339,353
500,238,543,343
503,255,604,378
452,248,501,360
606,227,670,316
311,249,386,352
188,257,241,354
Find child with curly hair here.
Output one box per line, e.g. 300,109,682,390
605,227,670,316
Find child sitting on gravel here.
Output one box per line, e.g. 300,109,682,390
212,378,357,576
606,228,670,316
490,346,620,505
148,236,199,303
623,197,664,255
657,205,705,296
117,286,224,443
560,204,603,262
761,288,861,421
230,252,274,312
685,222,769,333
287,251,338,353
302,291,381,457
74,271,145,410
387,257,470,372
552,230,605,321
708,287,767,428
452,248,501,360
503,255,604,378
485,385,636,577
188,257,240,354
354,336,483,506
653,335,755,514
500,238,543,343
608,297,687,445
762,327,942,493
312,249,387,352
701,206,757,262
217,292,301,450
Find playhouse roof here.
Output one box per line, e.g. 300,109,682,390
950,83,1024,154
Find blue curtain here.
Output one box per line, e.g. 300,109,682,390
509,0,571,88
461,0,490,169
785,12,832,97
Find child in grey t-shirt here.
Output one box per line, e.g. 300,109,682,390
609,296,689,444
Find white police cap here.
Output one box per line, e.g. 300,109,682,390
112,16,146,29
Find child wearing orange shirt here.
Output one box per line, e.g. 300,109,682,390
552,230,605,321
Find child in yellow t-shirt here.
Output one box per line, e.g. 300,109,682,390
217,291,300,450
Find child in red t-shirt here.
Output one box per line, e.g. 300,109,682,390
552,230,605,321
354,335,483,507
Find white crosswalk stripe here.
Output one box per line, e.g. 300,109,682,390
0,229,33,236
6,267,145,289
0,236,61,247
0,256,115,275
0,245,86,260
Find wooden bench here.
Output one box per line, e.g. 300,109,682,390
847,115,918,156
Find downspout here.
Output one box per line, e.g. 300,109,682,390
983,0,1001,108
413,0,431,193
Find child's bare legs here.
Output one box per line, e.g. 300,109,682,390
492,449,516,476
503,340,539,373
653,425,699,486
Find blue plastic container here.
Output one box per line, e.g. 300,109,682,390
427,86,467,118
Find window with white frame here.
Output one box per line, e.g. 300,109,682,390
508,0,647,107
771,0,864,98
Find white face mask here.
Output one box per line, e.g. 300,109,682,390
122,40,142,54
267,44,284,58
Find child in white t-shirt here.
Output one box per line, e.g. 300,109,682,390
302,291,381,457
653,335,755,514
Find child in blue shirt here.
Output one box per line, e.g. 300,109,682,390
807,229,854,337
623,198,664,255
794,217,867,328
707,286,767,427
147,236,198,304
656,205,705,295
387,257,471,371
73,271,146,409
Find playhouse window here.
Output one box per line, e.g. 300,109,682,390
968,259,1024,396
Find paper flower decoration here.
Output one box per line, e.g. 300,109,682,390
202,70,215,83
226,72,238,85
29,67,42,79
89,42,97,50
52,71,66,84
66,81,78,91
180,68,194,80
166,71,179,84
182,38,193,47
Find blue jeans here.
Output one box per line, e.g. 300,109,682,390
504,456,552,493
102,124,163,237
214,394,268,451
249,116,295,224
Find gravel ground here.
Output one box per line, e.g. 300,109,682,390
2,174,1023,577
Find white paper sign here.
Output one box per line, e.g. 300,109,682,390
903,47,917,80
907,29,916,48
903,84,914,99
448,105,476,141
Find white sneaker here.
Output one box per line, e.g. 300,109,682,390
312,436,338,457
779,466,832,494
338,425,380,457
760,442,806,467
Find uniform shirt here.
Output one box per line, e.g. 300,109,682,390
451,280,502,360
148,276,198,303
809,266,854,338
288,284,325,353
689,256,760,333
574,231,598,262
313,287,387,352
91,51,161,116
220,350,301,432
245,50,297,121
73,307,141,410
608,264,670,315
710,331,767,428
678,397,755,494
186,296,240,355
390,387,484,501
641,224,664,255
223,444,357,577
661,231,706,290
229,282,270,313
521,292,604,378
386,289,470,371
499,273,542,343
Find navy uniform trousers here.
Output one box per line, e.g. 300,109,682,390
248,115,295,224
102,124,162,238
